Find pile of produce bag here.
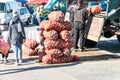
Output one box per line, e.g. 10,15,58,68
23,38,39,56
39,11,79,64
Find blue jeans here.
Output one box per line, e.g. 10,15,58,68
12,43,22,62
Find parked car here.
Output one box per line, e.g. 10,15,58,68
0,0,20,25
20,7,31,25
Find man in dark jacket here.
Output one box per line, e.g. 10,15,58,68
73,3,90,52
9,10,26,66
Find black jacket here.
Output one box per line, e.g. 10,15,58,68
73,8,88,26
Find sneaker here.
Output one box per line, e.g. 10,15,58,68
15,62,19,66
1,59,4,64
4,59,8,64
19,59,22,63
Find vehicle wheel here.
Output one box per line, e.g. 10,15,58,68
103,31,114,38
26,18,31,25
117,35,120,43
32,17,39,25
85,39,97,48
26,20,30,25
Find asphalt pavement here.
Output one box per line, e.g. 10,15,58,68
0,24,120,80
0,52,120,80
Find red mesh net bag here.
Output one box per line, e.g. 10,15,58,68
44,39,61,50
48,11,65,23
60,30,71,42
61,21,72,31
45,49,63,58
60,39,74,49
43,30,58,40
90,5,102,14
42,55,53,64
23,38,39,49
0,38,10,55
22,46,38,56
40,20,63,31
42,55,72,64
72,55,80,61
38,10,77,64
62,48,72,56
40,20,48,30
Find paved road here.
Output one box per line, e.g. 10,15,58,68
0,24,120,80
96,35,120,56
0,54,120,80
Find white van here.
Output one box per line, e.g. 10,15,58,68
0,0,19,25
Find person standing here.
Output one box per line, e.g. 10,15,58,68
36,4,44,25
72,3,92,52
67,1,78,38
0,19,11,64
0,30,9,64
9,10,26,66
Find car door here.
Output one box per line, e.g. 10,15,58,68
20,8,31,23
0,2,12,24
5,3,12,24
20,8,27,22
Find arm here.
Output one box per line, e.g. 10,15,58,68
8,22,12,40
82,8,89,20
20,21,26,39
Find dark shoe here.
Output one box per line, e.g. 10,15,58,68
19,59,22,63
76,46,79,49
74,46,79,49
80,48,84,52
15,62,19,66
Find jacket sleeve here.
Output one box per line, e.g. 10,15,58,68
82,8,88,20
20,21,26,39
8,22,12,40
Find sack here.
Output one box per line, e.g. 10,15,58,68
23,38,39,49
0,38,10,55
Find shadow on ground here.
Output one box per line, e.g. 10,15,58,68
0,49,120,75
96,39,120,53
